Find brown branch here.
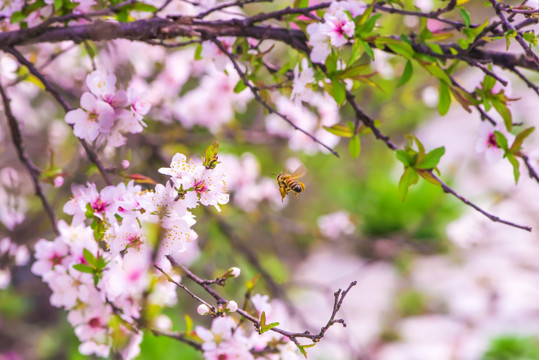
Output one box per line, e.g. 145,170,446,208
6,47,112,185
0,82,59,235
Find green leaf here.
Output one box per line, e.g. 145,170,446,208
491,99,512,131
294,0,309,8
73,263,94,274
184,314,193,334
494,131,508,152
396,150,413,167
507,153,521,184
460,7,471,27
130,2,158,12
234,80,247,93
438,81,451,116
387,41,415,60
10,11,26,23
360,40,375,60
425,63,452,85
83,248,97,267
194,44,203,60
417,169,441,185
323,124,353,138
331,78,346,105
54,0,63,11
398,167,419,201
510,126,535,153
416,146,445,169
397,60,413,87
349,135,361,158
203,141,220,169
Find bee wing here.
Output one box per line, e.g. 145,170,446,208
290,164,306,179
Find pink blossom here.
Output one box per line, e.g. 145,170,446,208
474,122,513,164
31,237,70,276
65,92,115,142
317,211,355,240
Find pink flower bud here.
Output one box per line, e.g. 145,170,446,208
54,176,64,188
121,160,130,169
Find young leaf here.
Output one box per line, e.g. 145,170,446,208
73,263,94,274
491,99,512,131
396,150,413,167
349,135,361,158
507,153,520,184
331,78,346,105
360,40,375,60
438,81,451,116
460,7,471,27
510,126,535,153
417,169,441,185
416,147,445,169
323,124,353,138
234,80,247,93
398,167,419,201
83,248,97,267
397,60,413,87
494,131,508,152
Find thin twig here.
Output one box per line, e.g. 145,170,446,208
168,256,356,347
521,154,539,183
431,172,532,231
510,66,539,97
0,82,59,235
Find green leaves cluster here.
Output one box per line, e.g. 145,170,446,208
396,135,445,201
72,249,108,286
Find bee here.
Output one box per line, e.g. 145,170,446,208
276,165,306,201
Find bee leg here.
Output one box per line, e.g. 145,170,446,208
294,192,299,198
279,186,287,201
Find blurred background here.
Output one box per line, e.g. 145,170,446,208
2,0,539,359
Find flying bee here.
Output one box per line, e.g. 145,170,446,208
276,165,306,202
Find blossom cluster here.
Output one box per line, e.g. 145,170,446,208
307,1,367,64
31,151,228,358
65,70,150,147
196,293,301,359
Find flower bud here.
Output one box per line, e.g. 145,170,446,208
54,176,64,188
226,300,238,313
228,267,241,278
121,160,130,169
197,304,211,316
